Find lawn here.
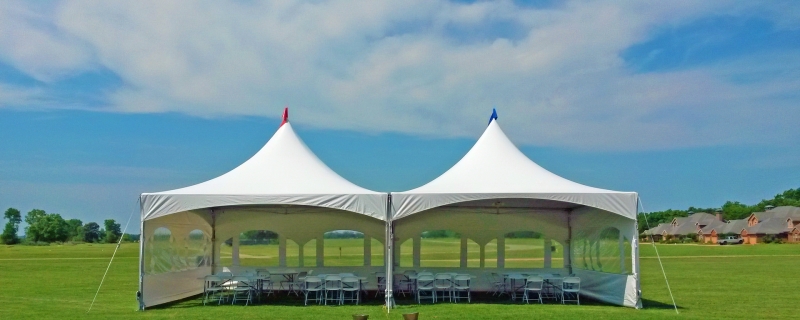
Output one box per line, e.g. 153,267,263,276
0,242,797,319
218,238,565,268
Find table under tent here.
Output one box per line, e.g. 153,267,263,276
138,118,387,309
389,118,641,308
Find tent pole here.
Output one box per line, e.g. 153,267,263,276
211,209,216,274
566,210,572,275
633,216,641,308
138,198,145,311
385,193,394,310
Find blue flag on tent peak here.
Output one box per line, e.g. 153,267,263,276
488,108,498,125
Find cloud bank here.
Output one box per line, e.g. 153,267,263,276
1,0,798,150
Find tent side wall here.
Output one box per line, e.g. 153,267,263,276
392,207,570,291
570,206,639,307
211,207,386,280
140,210,213,308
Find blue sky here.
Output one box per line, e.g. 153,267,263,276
1,1,799,232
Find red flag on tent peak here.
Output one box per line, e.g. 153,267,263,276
280,107,289,127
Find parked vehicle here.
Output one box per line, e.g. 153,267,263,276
717,236,743,245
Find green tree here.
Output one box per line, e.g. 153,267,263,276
240,230,278,241
39,213,69,242
755,188,800,209
1,208,22,244
721,201,756,220
84,222,101,243
103,219,122,243
637,209,689,233
66,219,83,242
24,209,48,242
121,233,140,242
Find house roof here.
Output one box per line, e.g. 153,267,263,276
644,212,721,236
700,220,726,234
721,219,748,234
752,206,800,222
746,217,792,235
699,219,747,235
672,212,717,226
670,222,700,236
643,223,668,236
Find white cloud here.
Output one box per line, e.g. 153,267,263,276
0,0,798,150
0,2,94,82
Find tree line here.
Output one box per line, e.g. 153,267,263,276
1,208,138,245
637,187,800,233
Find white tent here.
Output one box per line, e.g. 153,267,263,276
138,114,387,308
390,118,641,307
137,111,641,309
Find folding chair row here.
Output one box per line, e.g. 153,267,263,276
414,273,472,304
523,276,581,305
303,275,362,306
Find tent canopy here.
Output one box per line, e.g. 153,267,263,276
138,112,641,309
389,118,640,308
140,121,386,221
392,119,637,220
138,114,387,308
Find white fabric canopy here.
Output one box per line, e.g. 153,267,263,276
392,119,638,220
389,118,640,308
140,122,386,221
139,119,387,308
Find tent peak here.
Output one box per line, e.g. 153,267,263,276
488,108,498,125
280,107,289,127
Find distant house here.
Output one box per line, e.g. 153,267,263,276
698,219,748,244
743,206,800,244
643,206,800,244
642,212,720,241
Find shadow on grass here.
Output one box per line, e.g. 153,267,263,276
149,291,681,311
642,298,682,311
151,291,389,309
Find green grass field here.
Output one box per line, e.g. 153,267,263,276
218,238,566,269
1,241,798,319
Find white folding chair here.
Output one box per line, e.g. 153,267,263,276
324,275,343,305
375,272,386,297
508,273,525,300
256,270,274,297
216,272,234,290
416,274,435,304
489,273,507,296
434,273,453,303
453,274,471,303
342,276,361,305
303,276,323,306
279,269,297,291
544,276,563,302
561,277,580,305
523,276,543,304
288,271,307,296
203,275,226,305
396,270,417,297
230,276,253,306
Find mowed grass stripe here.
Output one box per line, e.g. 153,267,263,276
0,257,138,261
1,242,798,319
641,254,800,259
